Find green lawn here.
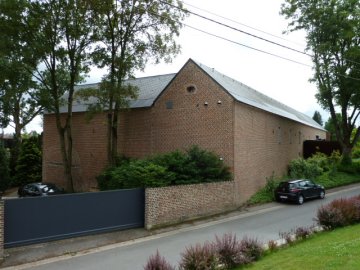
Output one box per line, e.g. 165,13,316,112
236,224,360,270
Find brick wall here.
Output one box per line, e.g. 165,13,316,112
234,102,327,203
43,60,326,207
145,181,236,229
43,109,152,191
151,61,235,170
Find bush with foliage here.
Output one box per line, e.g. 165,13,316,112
97,146,232,190
145,234,263,270
247,173,282,205
337,159,360,174
12,135,42,187
288,157,323,180
316,195,360,230
0,144,11,192
178,242,218,270
214,233,248,268
289,151,341,180
239,236,263,261
143,250,175,270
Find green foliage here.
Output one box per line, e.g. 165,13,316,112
316,195,360,229
12,135,42,186
97,146,232,190
238,225,360,270
352,147,360,159
288,157,323,180
0,143,10,192
312,111,323,126
337,159,360,174
281,1,360,160
324,114,342,141
247,173,282,205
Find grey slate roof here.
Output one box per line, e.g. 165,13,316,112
192,60,324,131
58,59,323,131
66,73,176,113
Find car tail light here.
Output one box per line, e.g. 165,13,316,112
290,188,301,192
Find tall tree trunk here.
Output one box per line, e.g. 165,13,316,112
341,145,352,165
55,114,74,192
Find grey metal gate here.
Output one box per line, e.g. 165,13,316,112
4,188,144,248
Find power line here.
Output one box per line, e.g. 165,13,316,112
183,1,306,48
184,23,312,67
160,0,311,57
184,23,360,81
160,0,360,71
152,2,360,81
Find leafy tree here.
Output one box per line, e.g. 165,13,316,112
2,0,99,192
0,143,10,192
0,0,43,173
312,111,323,126
83,0,187,166
12,134,42,187
324,113,342,141
281,0,360,163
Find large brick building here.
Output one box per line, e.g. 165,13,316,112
43,59,326,203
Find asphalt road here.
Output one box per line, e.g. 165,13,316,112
12,184,360,270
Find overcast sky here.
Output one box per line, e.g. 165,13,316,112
9,0,329,134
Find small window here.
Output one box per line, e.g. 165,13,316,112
186,85,197,94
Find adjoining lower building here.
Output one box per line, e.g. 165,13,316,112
43,59,326,203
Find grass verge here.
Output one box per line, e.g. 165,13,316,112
236,224,360,270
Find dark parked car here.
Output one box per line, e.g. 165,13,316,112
18,183,64,197
274,179,325,205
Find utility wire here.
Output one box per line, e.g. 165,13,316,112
160,0,360,70
183,1,306,48
184,23,312,67
184,23,360,81
160,0,311,57
152,2,360,81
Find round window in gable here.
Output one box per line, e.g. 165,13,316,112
186,85,197,94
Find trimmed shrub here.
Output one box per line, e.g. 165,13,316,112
97,146,232,191
316,196,360,229
97,160,175,190
144,250,175,270
178,242,218,270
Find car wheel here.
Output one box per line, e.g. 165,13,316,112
297,195,304,205
319,190,325,199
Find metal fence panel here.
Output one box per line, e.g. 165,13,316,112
4,188,144,248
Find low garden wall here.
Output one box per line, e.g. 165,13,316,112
145,181,237,229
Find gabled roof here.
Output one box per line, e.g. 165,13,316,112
57,59,323,131
190,59,324,131
63,73,176,113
